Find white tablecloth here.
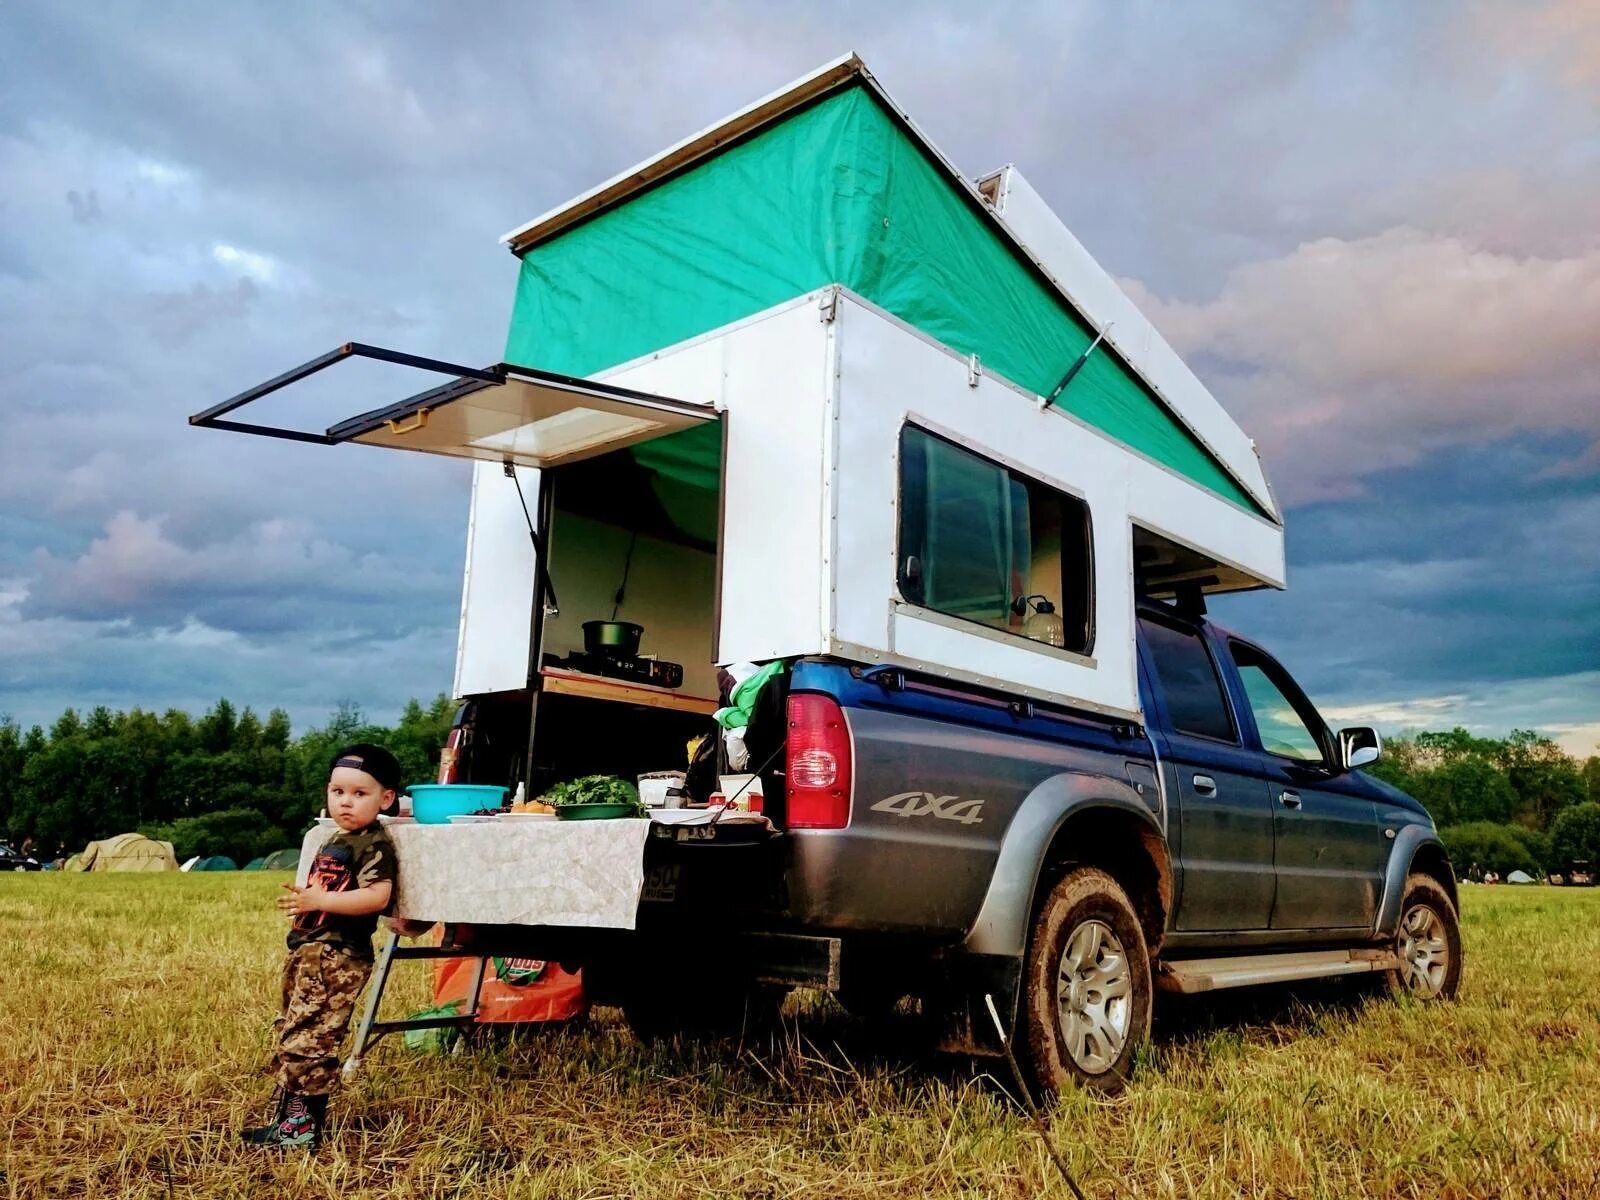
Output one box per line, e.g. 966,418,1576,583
296,818,651,930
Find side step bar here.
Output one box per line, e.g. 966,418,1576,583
1156,948,1400,994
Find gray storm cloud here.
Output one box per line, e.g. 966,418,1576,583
1,0,1596,748
1123,228,1600,501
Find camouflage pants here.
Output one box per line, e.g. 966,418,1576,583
270,942,372,1095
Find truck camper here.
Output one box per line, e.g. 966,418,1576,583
196,55,1458,1093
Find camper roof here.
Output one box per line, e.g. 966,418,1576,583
498,54,1278,521
501,54,875,253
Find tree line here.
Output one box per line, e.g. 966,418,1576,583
1367,728,1600,878
1,701,1596,875
0,696,456,865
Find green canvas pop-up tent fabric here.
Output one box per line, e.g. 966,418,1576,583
191,855,238,871
506,84,1261,515
69,833,178,873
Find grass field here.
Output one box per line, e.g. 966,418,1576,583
3,875,1599,1199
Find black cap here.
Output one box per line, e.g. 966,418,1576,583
329,743,403,793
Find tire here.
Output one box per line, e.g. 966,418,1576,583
1383,873,1462,1000
1020,867,1152,1096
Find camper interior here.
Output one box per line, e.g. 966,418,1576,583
1132,524,1265,602
450,428,730,805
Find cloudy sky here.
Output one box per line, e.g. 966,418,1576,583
2,1,1597,754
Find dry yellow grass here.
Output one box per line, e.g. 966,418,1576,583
3,875,1598,1198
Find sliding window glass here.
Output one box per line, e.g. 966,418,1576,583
897,425,1092,654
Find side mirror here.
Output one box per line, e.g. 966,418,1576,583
1339,726,1382,771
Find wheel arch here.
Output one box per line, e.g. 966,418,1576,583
1375,825,1458,936
962,775,1172,961
1032,806,1172,957
1407,841,1459,911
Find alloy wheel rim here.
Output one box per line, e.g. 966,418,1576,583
1055,919,1132,1073
1396,903,1449,996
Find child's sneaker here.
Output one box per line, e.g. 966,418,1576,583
241,1093,322,1150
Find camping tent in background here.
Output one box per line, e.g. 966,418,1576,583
180,856,200,872
69,833,178,873
190,856,238,871
244,856,267,871
1506,870,1536,884
261,848,301,871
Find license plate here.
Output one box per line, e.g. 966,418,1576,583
641,863,680,903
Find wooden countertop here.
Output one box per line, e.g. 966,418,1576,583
538,666,718,715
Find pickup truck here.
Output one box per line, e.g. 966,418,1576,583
453,599,1461,1097
190,53,1460,1093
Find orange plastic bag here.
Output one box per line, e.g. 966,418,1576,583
433,936,587,1024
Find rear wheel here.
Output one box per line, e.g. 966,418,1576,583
1020,867,1152,1096
1383,874,1462,1000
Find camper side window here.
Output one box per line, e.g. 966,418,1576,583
897,425,1092,654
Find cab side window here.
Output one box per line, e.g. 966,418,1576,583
1139,617,1235,742
1230,643,1325,762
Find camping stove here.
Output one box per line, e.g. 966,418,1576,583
547,650,684,690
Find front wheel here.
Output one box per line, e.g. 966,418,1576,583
1383,874,1462,1000
1020,867,1152,1096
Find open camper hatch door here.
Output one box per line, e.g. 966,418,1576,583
188,341,717,468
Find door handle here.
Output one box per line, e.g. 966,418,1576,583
1279,790,1302,809
1192,774,1217,796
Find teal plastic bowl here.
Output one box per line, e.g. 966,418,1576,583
409,783,508,824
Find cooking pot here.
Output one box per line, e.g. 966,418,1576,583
583,620,644,658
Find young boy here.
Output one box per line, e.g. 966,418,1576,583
241,742,401,1150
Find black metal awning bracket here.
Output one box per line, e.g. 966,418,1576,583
503,457,559,617
188,341,504,446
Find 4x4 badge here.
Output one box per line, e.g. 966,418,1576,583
870,791,984,825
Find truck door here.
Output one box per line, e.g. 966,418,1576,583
1138,614,1276,931
1222,639,1386,931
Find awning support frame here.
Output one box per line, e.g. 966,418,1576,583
188,342,504,445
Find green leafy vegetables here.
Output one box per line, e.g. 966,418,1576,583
540,775,644,815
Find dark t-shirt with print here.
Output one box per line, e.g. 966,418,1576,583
287,823,397,960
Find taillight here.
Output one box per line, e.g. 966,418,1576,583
786,693,852,828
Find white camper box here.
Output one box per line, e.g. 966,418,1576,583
194,49,1285,894
455,285,1284,726
194,52,1284,762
